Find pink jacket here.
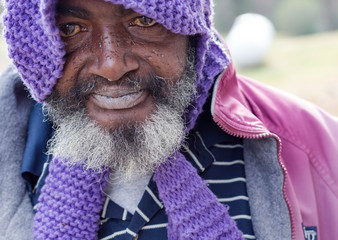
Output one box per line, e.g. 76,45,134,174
212,63,338,239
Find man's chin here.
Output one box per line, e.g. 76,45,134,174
46,103,185,180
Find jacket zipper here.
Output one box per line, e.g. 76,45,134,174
213,113,296,240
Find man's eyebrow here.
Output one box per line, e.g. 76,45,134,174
116,5,135,17
56,5,91,19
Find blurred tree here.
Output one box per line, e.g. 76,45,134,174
248,0,279,19
213,0,278,34
213,0,255,34
233,0,253,13
213,0,236,33
213,0,338,35
321,0,338,29
275,0,325,35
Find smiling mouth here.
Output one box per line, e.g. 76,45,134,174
90,88,148,110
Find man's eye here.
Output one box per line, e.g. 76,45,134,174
59,24,82,37
131,16,157,27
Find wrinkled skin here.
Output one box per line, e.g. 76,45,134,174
54,0,188,130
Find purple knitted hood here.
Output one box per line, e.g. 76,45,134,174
3,1,244,240
3,0,230,131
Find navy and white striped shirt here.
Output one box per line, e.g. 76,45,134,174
22,101,256,239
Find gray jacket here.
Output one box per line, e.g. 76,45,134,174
0,66,34,240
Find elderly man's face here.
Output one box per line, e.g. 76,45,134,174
54,0,188,130
46,0,195,177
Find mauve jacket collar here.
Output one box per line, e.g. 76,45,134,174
211,64,269,137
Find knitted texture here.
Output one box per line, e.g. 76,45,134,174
3,0,230,131
33,158,106,240
154,152,244,240
2,0,65,102
3,0,240,239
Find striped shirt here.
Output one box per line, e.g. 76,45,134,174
21,102,256,240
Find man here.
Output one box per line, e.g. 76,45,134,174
0,0,337,239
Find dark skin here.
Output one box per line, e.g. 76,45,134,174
55,0,188,130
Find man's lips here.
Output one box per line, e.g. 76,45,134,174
89,88,148,110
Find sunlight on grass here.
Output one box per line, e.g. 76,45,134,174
236,31,338,116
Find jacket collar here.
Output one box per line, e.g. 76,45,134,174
211,64,270,138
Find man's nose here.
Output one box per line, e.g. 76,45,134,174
86,32,139,82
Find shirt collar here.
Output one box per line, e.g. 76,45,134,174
183,96,241,174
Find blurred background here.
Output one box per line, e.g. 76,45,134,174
0,0,338,115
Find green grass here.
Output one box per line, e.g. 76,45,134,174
235,31,338,116
237,31,338,84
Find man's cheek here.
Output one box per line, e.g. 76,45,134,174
55,54,87,95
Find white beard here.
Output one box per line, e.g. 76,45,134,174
46,104,185,181
45,53,196,181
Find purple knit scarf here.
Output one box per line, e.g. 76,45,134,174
154,153,244,240
33,158,107,239
3,0,244,239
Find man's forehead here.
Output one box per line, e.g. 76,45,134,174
114,4,136,16
56,0,136,19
